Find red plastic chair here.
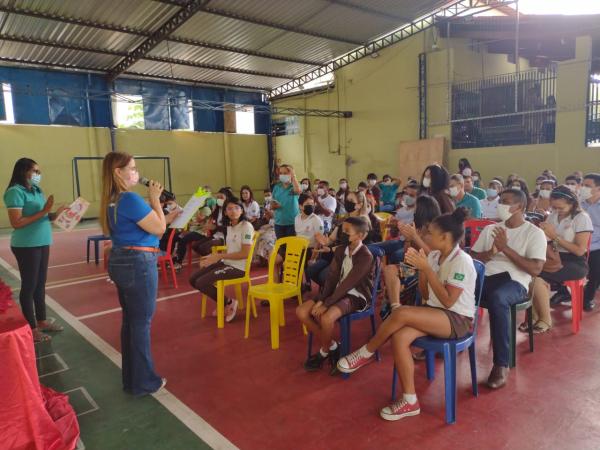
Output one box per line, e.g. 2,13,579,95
158,229,178,288
186,241,194,273
564,236,592,334
464,219,495,250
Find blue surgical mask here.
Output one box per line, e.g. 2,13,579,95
486,188,498,198
403,195,416,206
279,174,291,184
30,174,42,185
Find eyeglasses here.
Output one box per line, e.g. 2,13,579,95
128,166,139,172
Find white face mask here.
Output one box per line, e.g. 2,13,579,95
473,176,479,182
368,179,377,186
119,167,139,188
511,185,521,191
462,168,472,177
301,183,309,191
279,174,291,184
497,203,514,222
449,186,460,198
264,196,272,202
216,198,225,207
539,189,551,199
422,177,431,188
317,188,325,196
566,184,578,193
340,182,347,189
579,186,593,201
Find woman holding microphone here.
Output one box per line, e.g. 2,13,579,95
4,158,67,343
100,152,178,396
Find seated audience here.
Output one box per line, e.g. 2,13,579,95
480,180,502,220
300,178,312,194
189,198,254,322
581,173,600,311
192,187,234,256
509,178,535,211
337,208,476,421
367,173,381,207
564,175,582,195
172,201,213,271
378,175,401,212
464,175,486,200
458,157,474,177
337,178,350,215
471,189,546,389
315,180,337,234
421,164,455,214
532,179,556,213
240,185,261,226
472,170,482,188
296,216,374,372
449,174,482,219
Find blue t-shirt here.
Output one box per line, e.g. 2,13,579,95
456,192,482,219
379,183,399,205
109,192,159,247
272,182,299,226
3,184,52,248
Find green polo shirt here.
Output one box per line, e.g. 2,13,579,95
3,184,52,247
456,192,482,219
469,186,486,200
272,182,299,226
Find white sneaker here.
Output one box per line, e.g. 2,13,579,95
225,299,238,323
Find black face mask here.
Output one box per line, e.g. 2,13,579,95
339,232,350,246
344,200,356,213
303,205,314,215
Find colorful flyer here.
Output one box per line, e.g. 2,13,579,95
53,197,90,232
169,187,212,229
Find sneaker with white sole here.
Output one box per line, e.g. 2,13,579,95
337,348,375,373
225,299,238,323
380,399,420,421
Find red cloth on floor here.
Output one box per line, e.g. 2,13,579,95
0,305,80,450
0,279,14,312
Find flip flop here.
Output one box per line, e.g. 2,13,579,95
38,319,64,332
33,332,52,343
532,320,552,334
518,321,530,333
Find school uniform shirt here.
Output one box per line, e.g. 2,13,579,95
546,211,593,253
243,200,261,220
582,198,600,252
222,221,254,271
471,221,547,290
317,194,337,230
426,246,476,318
294,213,324,248
456,192,482,218
480,197,500,220
272,182,299,226
3,184,52,247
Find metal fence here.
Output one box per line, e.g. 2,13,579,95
586,73,600,147
451,68,556,149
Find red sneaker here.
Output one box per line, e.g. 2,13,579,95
336,348,375,373
380,399,421,421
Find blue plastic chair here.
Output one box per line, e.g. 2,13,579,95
307,256,382,379
87,234,110,265
391,259,485,424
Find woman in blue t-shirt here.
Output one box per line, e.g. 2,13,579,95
4,158,67,343
100,152,178,396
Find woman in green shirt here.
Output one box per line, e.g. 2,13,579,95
4,158,66,343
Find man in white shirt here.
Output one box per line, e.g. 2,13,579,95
471,188,546,389
315,180,337,233
480,179,502,220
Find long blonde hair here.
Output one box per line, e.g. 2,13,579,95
100,152,132,235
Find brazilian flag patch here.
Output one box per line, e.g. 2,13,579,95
453,273,465,281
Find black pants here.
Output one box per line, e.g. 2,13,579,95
174,232,208,263
189,262,245,301
585,249,600,304
11,245,50,329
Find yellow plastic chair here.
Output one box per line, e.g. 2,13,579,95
244,236,309,349
200,232,259,328
375,211,392,241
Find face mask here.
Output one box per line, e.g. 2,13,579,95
486,188,498,198
279,174,291,184
462,168,472,176
340,182,347,189
30,174,42,185
165,203,176,212
566,184,578,193
473,176,479,182
579,186,593,201
497,203,514,222
317,188,325,196
539,189,551,199
511,185,521,191
403,195,416,206
368,179,377,186
422,177,431,188
449,186,460,198
339,232,350,246
344,200,356,213
301,183,309,191
303,205,314,215
216,198,225,207
264,196,272,202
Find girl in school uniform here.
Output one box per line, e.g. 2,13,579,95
240,185,261,226
193,187,234,256
338,207,476,421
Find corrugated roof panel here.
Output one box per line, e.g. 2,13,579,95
172,11,283,51
4,0,175,33
260,33,355,64
147,41,317,78
0,40,120,69
0,15,144,53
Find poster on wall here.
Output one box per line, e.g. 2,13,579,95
53,197,90,232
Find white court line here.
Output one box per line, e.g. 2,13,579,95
76,274,269,321
37,353,70,378
0,255,238,450
49,259,104,269
63,386,101,417
46,276,108,290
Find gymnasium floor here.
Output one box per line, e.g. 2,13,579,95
2,224,600,450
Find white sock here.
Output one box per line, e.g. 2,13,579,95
403,393,417,405
319,348,329,357
358,344,374,358
329,341,338,351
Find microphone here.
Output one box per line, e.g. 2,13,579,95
139,177,175,201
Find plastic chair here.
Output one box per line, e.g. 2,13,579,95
464,219,495,251
157,229,179,289
186,241,194,273
201,233,259,328
391,259,485,424
307,256,382,379
509,295,534,368
87,235,110,265
563,236,591,334
375,212,392,241
244,236,309,349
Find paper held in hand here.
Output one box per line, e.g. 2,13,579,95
169,187,212,229
54,197,90,232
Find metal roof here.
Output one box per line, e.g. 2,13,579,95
0,0,503,94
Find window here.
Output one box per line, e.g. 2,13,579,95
0,83,15,124
235,106,255,134
451,68,556,149
113,94,144,129
586,73,600,147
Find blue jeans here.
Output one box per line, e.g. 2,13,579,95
368,240,404,264
380,204,395,212
306,258,330,287
108,248,162,396
480,273,528,368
